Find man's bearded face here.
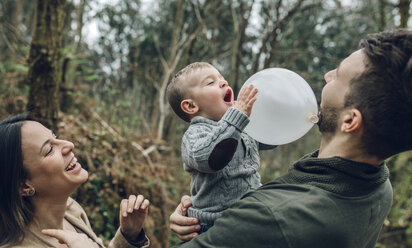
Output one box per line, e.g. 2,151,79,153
317,106,339,133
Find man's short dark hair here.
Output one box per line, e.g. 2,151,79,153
166,62,213,122
344,29,412,158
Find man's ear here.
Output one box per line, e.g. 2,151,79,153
181,99,199,115
20,181,35,197
340,108,362,133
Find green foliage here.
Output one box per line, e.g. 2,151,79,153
379,152,412,247
82,172,120,240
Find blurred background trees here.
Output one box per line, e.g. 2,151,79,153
0,0,411,247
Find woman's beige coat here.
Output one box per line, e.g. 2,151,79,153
2,198,150,248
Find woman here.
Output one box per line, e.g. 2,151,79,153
0,114,150,247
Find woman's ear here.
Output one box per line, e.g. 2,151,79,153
181,99,199,115
340,108,362,133
20,182,35,197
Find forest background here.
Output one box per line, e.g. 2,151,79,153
0,0,411,247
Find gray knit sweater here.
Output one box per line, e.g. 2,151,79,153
182,107,262,225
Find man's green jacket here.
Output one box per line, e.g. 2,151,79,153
176,151,393,248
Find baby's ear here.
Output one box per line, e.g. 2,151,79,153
181,99,199,115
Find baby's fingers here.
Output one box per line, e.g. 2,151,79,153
238,85,253,101
248,87,258,99
246,96,257,112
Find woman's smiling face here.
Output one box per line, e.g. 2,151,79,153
21,121,88,198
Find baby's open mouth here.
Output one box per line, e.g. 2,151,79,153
224,89,232,103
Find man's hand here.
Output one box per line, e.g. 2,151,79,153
42,229,99,248
233,84,258,117
170,195,201,242
120,194,150,242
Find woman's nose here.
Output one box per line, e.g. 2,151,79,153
60,140,74,155
324,69,337,84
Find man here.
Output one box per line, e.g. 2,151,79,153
169,30,412,248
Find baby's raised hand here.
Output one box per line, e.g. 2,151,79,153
119,194,150,242
233,84,258,117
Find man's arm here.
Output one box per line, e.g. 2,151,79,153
171,194,289,248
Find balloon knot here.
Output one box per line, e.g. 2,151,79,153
309,115,319,124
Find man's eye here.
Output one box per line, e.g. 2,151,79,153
46,146,53,156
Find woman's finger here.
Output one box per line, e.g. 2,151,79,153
141,199,150,210
41,229,72,244
42,229,97,248
127,195,137,213
132,194,143,210
120,199,128,217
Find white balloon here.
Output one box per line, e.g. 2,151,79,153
241,68,318,145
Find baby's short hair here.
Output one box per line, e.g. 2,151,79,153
167,62,213,122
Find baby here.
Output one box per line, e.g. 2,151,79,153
167,62,274,233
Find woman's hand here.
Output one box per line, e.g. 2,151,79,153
120,194,150,242
41,229,99,248
233,84,258,117
169,195,200,242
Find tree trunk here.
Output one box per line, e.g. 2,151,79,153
156,0,204,141
378,0,387,30
75,0,86,52
27,0,66,131
229,0,254,95
252,0,321,72
11,0,23,44
398,0,411,28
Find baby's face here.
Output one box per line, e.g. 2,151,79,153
186,66,234,121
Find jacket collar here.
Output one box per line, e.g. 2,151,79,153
275,150,389,197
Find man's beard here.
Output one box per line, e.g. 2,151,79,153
317,106,339,133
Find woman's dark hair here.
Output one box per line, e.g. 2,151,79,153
0,113,35,246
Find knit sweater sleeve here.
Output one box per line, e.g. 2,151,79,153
173,194,289,248
182,107,249,173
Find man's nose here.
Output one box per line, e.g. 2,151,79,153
324,69,337,84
